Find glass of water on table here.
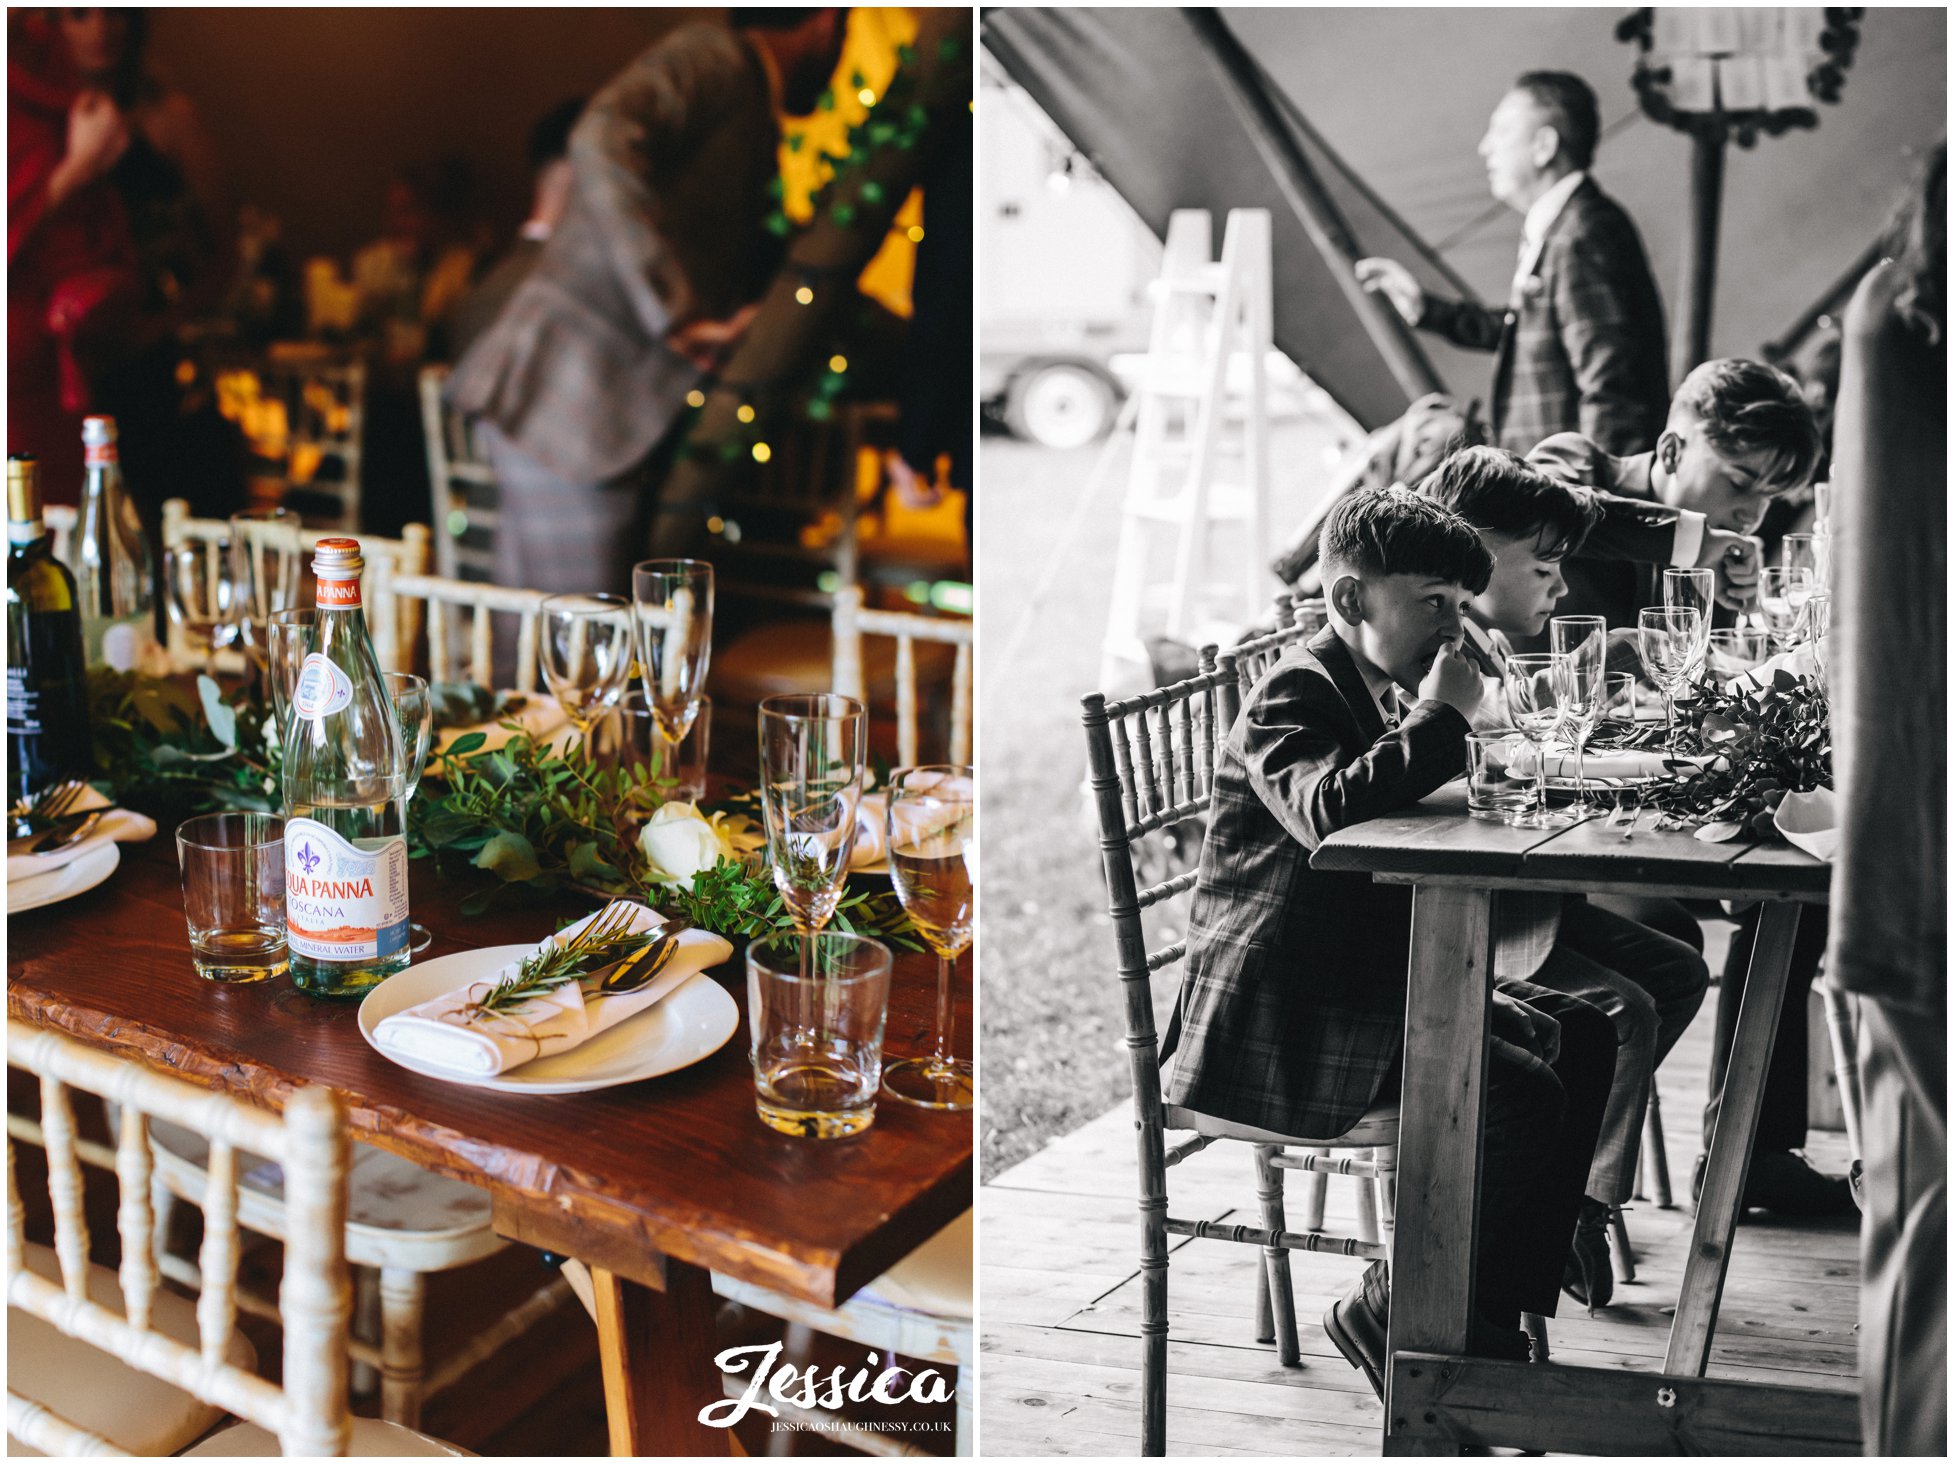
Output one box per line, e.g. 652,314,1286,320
176,813,287,983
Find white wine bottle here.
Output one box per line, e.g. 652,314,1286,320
74,415,158,671
6,456,92,804
283,538,409,999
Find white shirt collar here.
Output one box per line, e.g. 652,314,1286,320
1350,646,1408,727
1515,169,1587,285
1462,617,1511,672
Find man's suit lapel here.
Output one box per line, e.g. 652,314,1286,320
1307,629,1386,747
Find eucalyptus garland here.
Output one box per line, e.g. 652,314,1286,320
1600,669,1832,839
86,669,281,819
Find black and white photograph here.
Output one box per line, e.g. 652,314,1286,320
977,6,1944,1456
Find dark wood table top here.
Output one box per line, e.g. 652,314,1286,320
8,831,972,1310
1313,782,1832,904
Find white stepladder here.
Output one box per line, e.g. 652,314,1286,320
1101,207,1274,691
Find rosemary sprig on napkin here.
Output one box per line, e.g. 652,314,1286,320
469,927,658,1016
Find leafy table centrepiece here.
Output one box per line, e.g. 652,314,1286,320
410,724,918,945
86,669,282,821
371,902,735,1077
1591,669,1831,842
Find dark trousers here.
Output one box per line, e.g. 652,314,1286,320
1377,982,1615,1326
1702,904,1830,1153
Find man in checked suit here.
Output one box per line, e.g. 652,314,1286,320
447,11,847,598
1357,72,1669,457
1164,487,1617,1399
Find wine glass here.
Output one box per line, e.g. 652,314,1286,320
1549,617,1606,809
1502,653,1577,829
1662,568,1715,676
1780,532,1820,589
757,695,867,935
1803,592,1832,693
632,559,713,762
229,507,305,677
538,594,634,745
1757,566,1815,654
162,540,236,673
1707,625,1770,680
881,766,975,1111
1637,606,1702,749
265,608,318,735
384,671,434,956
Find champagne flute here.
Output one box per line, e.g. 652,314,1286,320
1549,616,1606,809
1780,532,1820,589
1757,566,1815,654
162,540,236,673
881,766,975,1110
537,594,635,747
229,507,305,680
1637,606,1702,749
632,559,714,777
1662,567,1715,677
384,671,434,956
265,607,318,735
758,694,868,1036
1803,591,1832,693
1502,653,1577,828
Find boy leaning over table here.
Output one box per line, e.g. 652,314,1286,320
1527,372,1853,1219
1162,486,1616,1401
1418,447,1711,1307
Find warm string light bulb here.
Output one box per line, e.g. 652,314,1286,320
829,354,848,374
795,285,815,305
736,404,756,424
751,442,772,464
685,389,706,409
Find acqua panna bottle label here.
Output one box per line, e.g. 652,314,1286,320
292,653,354,719
284,818,410,962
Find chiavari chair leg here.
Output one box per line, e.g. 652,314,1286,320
1299,1149,1329,1232
1644,1089,1673,1208
1521,1311,1550,1362
1610,1209,1638,1283
1353,1153,1381,1246
1376,1156,1397,1236
1252,1145,1299,1366
350,1265,382,1397
1253,1258,1274,1346
378,1267,427,1428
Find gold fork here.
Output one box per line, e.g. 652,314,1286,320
559,901,636,954
9,779,87,837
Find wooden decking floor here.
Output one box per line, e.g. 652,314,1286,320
979,974,1862,1456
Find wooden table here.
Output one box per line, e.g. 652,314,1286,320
1314,783,1859,1455
8,833,972,1456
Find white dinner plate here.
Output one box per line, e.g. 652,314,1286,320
8,840,121,915
357,942,739,1094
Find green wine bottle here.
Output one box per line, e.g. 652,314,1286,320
282,538,410,999
6,456,92,805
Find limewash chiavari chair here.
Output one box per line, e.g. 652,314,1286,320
366,569,549,694
416,366,499,583
831,584,973,767
1081,648,1399,1455
6,1020,466,1456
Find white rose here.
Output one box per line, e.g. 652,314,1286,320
637,802,738,885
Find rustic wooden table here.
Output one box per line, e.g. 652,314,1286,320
8,826,972,1456
1314,782,1859,1455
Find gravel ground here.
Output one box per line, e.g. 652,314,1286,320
978,422,1344,1178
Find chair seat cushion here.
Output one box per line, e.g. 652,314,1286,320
858,1209,972,1320
183,1417,473,1456
1162,1101,1401,1149
149,1121,500,1271
8,1242,254,1458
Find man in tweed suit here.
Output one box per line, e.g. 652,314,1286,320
1357,72,1668,457
1164,487,1616,1395
447,11,846,598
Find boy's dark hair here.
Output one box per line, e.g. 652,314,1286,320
528,98,585,171
1318,486,1495,594
1513,71,1599,171
1416,445,1600,560
1671,358,1823,495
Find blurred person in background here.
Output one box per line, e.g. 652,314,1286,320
444,97,585,364
1827,141,1945,1458
9,5,234,510
448,9,847,596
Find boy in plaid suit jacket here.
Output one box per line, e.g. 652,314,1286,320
1358,72,1668,456
1421,447,1711,1305
1164,487,1616,1395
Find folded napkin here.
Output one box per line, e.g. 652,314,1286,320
849,777,972,871
8,789,156,883
1774,787,1838,862
430,694,568,768
373,903,734,1077
1506,744,1701,782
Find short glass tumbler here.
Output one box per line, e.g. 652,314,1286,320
747,930,892,1140
1465,732,1535,822
176,813,287,983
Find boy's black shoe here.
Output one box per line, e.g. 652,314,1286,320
1691,1148,1856,1218
1560,1198,1614,1311
1323,1261,1531,1403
